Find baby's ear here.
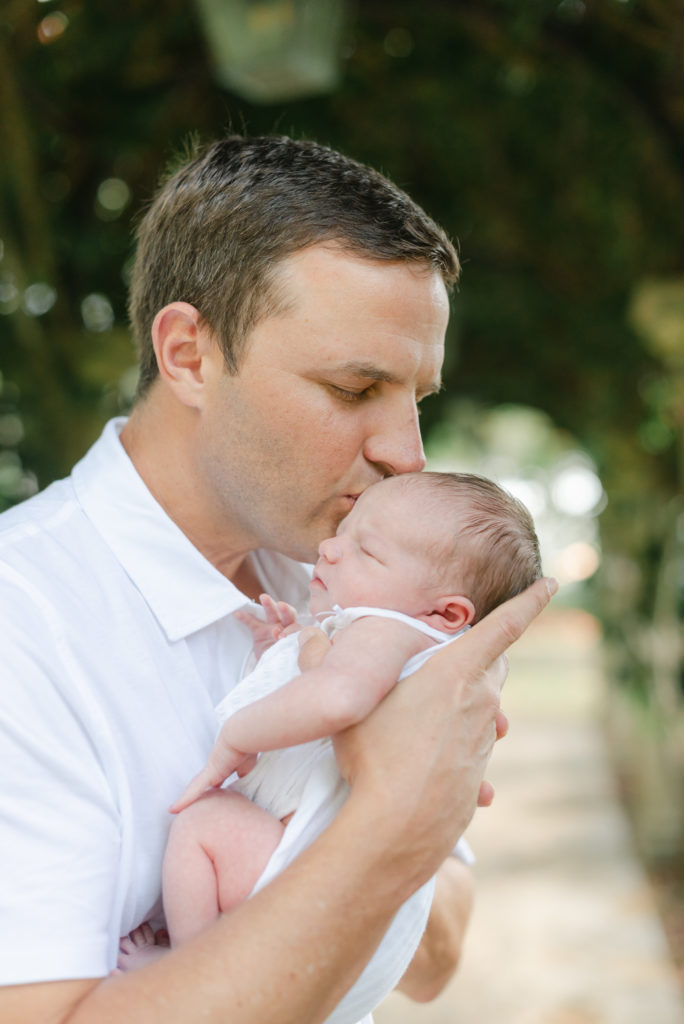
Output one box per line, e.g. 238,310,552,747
416,595,476,633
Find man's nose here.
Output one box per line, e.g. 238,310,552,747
363,400,426,476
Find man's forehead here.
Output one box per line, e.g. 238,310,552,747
277,244,450,325
246,245,449,383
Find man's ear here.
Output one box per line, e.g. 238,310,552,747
151,302,218,407
416,595,476,633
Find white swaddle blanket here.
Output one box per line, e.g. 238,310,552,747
216,606,470,1024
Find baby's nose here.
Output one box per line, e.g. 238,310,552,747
319,537,338,562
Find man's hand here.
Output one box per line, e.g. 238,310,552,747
333,578,557,893
476,708,508,807
296,626,331,672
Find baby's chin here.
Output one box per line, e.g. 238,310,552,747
308,595,335,616
308,584,346,617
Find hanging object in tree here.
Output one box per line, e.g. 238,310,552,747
195,0,349,103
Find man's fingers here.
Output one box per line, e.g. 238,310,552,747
495,710,509,741
458,577,557,671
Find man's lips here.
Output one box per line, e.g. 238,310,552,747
341,493,360,512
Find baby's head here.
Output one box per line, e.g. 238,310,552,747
309,471,542,630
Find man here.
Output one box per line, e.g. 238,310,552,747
0,135,554,1024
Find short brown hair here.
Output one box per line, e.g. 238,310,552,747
401,472,542,622
128,135,460,397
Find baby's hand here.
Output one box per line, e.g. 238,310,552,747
297,626,332,672
169,735,253,814
260,594,300,640
234,594,300,659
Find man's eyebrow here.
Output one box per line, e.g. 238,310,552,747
327,361,396,383
327,361,443,397
419,379,444,399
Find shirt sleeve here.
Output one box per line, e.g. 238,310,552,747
0,592,122,984
451,836,476,865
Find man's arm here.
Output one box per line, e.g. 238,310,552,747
396,857,475,1002
0,578,555,1024
0,856,472,1023
395,708,509,1001
0,805,431,1024
393,707,507,1002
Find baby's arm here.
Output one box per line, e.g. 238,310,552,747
172,617,432,811
252,616,433,740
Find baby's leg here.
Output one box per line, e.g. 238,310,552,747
162,788,284,947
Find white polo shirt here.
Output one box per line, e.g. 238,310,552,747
0,418,311,985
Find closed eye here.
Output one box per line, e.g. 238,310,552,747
329,384,377,402
361,547,382,563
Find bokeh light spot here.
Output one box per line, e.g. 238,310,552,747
96,178,131,219
554,541,600,584
23,283,57,317
383,27,414,58
0,414,24,447
551,462,605,517
81,293,114,332
37,11,69,44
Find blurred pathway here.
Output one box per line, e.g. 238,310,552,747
375,608,684,1024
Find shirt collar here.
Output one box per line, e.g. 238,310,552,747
71,418,310,641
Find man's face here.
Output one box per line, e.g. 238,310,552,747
196,245,449,563
308,476,441,616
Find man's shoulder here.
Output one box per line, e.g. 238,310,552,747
0,477,79,553
0,417,126,559
0,476,101,619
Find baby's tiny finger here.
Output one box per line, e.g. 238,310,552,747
260,594,278,623
277,601,296,626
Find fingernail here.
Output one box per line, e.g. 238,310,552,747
544,577,559,596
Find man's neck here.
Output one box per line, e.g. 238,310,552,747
229,558,264,602
120,397,257,589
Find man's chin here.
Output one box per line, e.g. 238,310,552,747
268,537,319,566
272,510,345,564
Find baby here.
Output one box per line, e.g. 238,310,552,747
125,472,541,1023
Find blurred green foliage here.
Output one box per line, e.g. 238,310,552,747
1,1,683,793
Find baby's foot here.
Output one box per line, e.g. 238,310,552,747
116,922,170,972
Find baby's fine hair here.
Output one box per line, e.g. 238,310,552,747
403,472,542,622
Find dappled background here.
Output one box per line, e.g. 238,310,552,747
1,0,683,999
